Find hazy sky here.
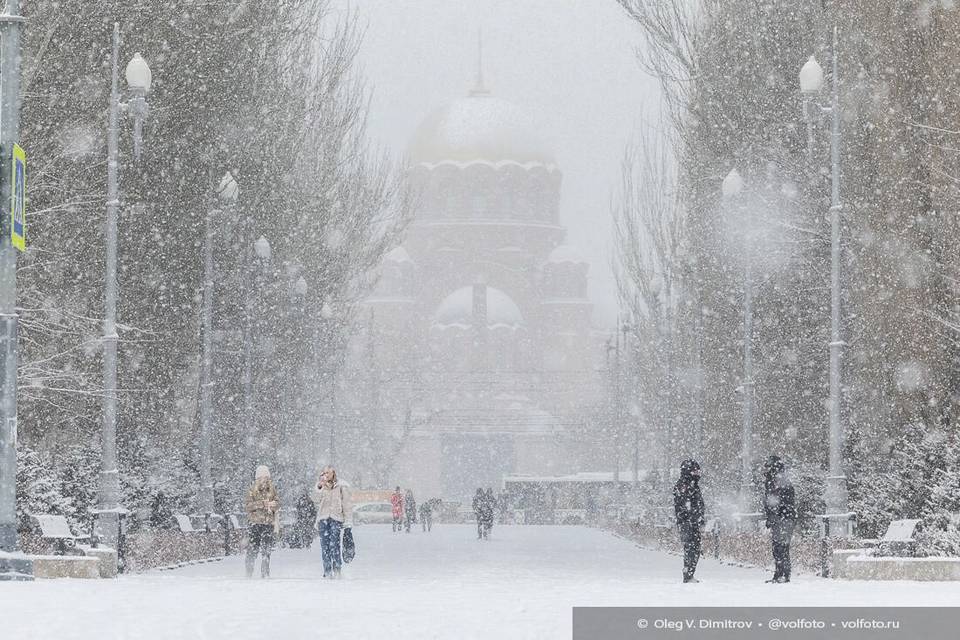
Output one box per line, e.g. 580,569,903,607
331,0,660,327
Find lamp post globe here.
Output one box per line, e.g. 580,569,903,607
125,53,152,93
722,167,744,198
799,55,824,95
218,171,239,203
255,236,272,261
294,276,308,297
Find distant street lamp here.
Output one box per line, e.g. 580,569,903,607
293,276,308,298
124,53,151,162
198,172,239,518
97,23,152,545
243,235,271,466
722,167,754,511
799,25,849,518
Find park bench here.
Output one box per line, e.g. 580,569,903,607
30,514,90,555
877,518,921,557
172,514,197,533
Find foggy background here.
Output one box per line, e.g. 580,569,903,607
331,0,659,327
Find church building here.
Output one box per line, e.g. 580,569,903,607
346,73,607,500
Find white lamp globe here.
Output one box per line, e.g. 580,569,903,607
722,168,744,198
799,55,824,94
218,172,239,202
125,53,152,93
254,236,272,260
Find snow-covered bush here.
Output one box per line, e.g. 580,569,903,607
15,446,73,528
848,423,960,555
917,448,960,556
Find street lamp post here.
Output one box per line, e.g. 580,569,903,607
319,299,336,465
0,0,33,581
198,172,239,518
243,235,271,466
722,167,755,511
97,23,152,545
800,25,849,517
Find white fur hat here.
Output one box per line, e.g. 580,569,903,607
255,465,271,480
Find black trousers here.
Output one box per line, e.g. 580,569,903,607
679,524,701,580
246,524,275,577
771,522,795,579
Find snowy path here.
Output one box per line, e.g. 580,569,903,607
4,524,960,639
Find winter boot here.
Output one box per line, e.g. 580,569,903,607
683,576,700,584
245,551,256,578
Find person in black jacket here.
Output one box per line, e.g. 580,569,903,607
763,455,798,583
673,459,705,583
292,488,318,549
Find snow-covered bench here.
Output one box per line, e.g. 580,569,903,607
173,514,197,534
877,518,921,556
29,514,90,555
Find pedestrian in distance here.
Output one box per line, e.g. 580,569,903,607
763,455,798,584
404,489,417,533
472,488,486,539
420,499,434,532
673,459,705,584
244,465,280,578
481,487,496,538
310,465,353,579
391,486,404,533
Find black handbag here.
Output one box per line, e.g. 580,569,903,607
342,527,355,563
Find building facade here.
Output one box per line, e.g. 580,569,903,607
347,80,607,501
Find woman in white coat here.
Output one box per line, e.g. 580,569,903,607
310,465,353,578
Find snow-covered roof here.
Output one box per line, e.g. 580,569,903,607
409,93,555,165
547,244,588,265
433,286,524,329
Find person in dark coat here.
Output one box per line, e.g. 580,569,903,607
673,459,705,583
763,455,798,583
472,488,487,539
419,498,436,532
404,489,417,533
293,488,318,549
481,488,496,537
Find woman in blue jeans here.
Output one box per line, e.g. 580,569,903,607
310,465,353,578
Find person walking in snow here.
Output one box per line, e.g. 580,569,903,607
244,465,280,578
310,465,353,579
472,488,487,539
673,459,705,583
763,455,798,583
481,488,496,537
404,489,417,533
391,486,404,533
420,499,435,532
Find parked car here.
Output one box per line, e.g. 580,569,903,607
352,502,394,525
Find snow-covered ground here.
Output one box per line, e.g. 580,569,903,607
4,524,960,639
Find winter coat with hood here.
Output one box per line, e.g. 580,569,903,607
245,466,280,526
673,459,705,528
391,491,404,518
310,474,353,527
763,456,797,527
